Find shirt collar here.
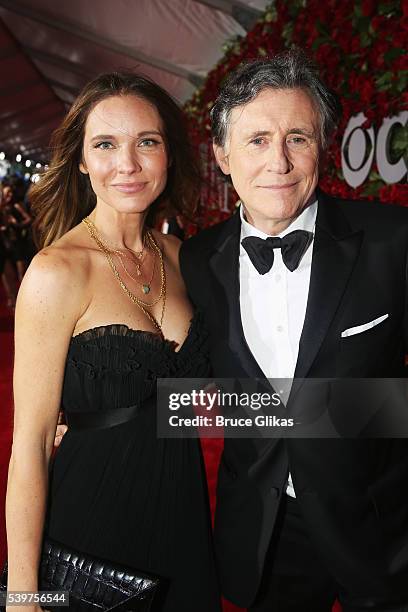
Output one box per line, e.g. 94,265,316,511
239,195,318,240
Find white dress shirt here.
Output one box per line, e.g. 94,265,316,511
239,198,318,497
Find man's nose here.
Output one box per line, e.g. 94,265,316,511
117,147,142,174
266,143,292,173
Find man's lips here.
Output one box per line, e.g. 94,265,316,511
111,182,147,193
257,182,298,190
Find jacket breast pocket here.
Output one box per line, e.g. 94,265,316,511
340,313,389,340
337,313,399,374
339,313,392,352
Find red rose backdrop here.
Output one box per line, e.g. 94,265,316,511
184,0,407,230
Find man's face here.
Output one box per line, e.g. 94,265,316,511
213,88,321,233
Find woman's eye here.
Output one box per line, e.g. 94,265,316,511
94,141,114,149
139,138,160,147
251,137,265,146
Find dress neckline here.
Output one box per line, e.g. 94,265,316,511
70,311,199,354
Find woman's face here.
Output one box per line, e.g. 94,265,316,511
2,186,13,205
80,94,169,215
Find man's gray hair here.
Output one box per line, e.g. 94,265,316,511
210,49,341,150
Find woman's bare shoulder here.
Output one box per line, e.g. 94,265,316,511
19,225,91,313
33,228,89,275
50,221,91,252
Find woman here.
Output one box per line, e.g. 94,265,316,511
0,178,32,307
0,182,17,308
1,176,32,283
6,73,221,612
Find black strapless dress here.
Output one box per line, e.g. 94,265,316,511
46,314,221,611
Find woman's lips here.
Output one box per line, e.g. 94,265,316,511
112,182,147,194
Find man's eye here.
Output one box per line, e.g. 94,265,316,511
94,141,114,149
251,137,265,146
287,136,308,146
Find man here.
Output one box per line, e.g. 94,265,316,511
179,50,408,611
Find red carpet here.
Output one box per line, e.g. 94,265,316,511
0,289,340,611
0,287,14,568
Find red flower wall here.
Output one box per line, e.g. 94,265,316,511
184,0,407,229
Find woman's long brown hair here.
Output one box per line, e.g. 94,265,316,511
31,73,200,249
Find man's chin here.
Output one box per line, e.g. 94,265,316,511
246,200,305,224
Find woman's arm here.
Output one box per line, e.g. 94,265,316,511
6,248,84,611
12,203,32,228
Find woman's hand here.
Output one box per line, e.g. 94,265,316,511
54,412,68,448
6,605,42,612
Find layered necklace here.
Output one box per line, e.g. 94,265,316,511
83,216,166,334
111,244,155,295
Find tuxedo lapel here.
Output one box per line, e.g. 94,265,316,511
207,195,363,381
209,213,266,379
294,195,363,379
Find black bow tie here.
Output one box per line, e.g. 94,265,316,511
241,230,313,274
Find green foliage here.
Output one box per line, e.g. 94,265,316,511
375,71,394,91
389,124,408,164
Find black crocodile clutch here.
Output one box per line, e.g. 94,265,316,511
0,536,161,611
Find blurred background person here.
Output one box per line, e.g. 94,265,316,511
1,176,33,284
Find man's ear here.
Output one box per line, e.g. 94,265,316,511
212,142,230,175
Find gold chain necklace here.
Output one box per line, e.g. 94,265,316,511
83,217,164,307
117,248,156,294
94,230,146,272
83,217,166,333
93,226,146,261
114,248,145,277
86,225,153,293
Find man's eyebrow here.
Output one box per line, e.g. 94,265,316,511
243,130,271,140
243,128,317,140
287,128,316,137
89,130,163,142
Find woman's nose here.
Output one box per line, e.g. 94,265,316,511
117,147,142,174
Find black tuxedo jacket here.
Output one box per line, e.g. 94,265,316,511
179,191,408,608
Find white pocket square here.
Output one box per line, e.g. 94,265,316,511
341,314,389,338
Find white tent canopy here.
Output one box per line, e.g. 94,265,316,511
0,0,268,158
